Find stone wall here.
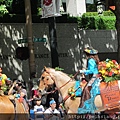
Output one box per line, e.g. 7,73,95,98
0,23,117,81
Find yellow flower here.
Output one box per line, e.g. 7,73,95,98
98,59,120,82
114,70,118,74
100,70,106,75
106,63,111,68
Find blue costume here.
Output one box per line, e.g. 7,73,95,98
80,58,98,75
79,47,100,109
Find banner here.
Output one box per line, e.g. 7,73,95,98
41,0,61,18
100,80,120,109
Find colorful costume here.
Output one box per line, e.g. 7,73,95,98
79,47,99,108
0,68,11,93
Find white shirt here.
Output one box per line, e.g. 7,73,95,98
44,107,60,114
34,105,45,113
44,107,60,120
34,105,45,119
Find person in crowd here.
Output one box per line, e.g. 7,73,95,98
44,98,61,120
79,47,100,108
8,79,29,111
8,79,25,95
18,88,29,112
31,85,40,98
28,85,42,107
45,84,59,109
34,97,45,120
29,104,35,120
58,103,65,119
29,72,39,98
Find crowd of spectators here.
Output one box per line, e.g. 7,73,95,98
0,68,65,120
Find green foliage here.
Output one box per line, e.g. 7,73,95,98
103,11,115,16
0,5,8,17
37,7,42,16
77,11,116,30
0,0,5,3
0,0,12,17
82,12,98,17
67,15,80,23
55,67,64,71
83,11,115,17
68,74,74,78
79,16,116,30
4,0,13,10
104,75,120,83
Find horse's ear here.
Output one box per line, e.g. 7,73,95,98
44,66,50,73
44,66,47,71
43,66,53,73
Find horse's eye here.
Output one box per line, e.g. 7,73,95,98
42,76,45,80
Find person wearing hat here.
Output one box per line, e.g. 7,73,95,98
8,80,29,111
44,98,61,120
8,79,25,96
79,47,100,108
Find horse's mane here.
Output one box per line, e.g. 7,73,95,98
45,67,75,81
56,70,69,76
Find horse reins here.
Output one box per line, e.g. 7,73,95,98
47,70,80,94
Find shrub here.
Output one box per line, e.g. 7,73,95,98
78,11,116,30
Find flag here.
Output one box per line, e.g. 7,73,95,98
41,0,61,18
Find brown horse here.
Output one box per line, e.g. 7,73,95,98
39,67,120,114
0,95,29,120
39,67,84,113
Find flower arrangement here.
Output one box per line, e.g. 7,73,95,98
98,59,120,82
68,87,76,99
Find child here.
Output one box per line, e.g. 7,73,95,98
29,104,35,120
44,98,61,120
18,89,29,112
34,98,45,120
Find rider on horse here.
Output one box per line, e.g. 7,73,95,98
79,47,100,108
0,67,12,95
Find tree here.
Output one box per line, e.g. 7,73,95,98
0,0,38,15
0,0,9,16
11,0,38,14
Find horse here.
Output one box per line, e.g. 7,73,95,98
0,94,29,120
39,67,85,113
39,67,120,114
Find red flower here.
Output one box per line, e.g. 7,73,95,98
108,72,113,76
112,60,117,64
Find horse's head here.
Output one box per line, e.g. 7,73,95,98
39,67,55,93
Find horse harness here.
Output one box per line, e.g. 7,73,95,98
44,71,80,103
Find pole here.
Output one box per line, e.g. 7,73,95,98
46,17,59,108
48,17,59,68
24,0,36,97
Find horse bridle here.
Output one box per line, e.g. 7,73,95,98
42,70,80,95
